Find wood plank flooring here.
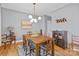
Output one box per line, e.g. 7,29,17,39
0,42,22,56
0,42,79,56
54,45,79,56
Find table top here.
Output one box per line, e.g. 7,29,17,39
23,34,52,44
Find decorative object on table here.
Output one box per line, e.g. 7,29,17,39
27,31,32,34
28,3,42,23
56,18,67,23
21,20,32,29
40,29,42,35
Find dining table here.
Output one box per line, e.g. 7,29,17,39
23,34,54,56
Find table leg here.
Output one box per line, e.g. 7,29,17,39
14,40,16,44
4,43,6,49
35,44,40,56
50,40,54,56
10,41,12,44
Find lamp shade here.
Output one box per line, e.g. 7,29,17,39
38,16,42,20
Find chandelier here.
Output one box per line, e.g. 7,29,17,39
28,3,42,23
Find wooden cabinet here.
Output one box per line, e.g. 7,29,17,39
52,31,67,49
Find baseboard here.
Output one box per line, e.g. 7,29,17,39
16,40,23,42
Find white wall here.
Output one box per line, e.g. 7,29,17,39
0,5,1,46
47,4,79,44
1,8,42,41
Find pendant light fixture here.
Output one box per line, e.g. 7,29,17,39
28,3,42,23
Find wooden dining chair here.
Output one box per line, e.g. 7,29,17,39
40,38,53,56
28,39,36,56
40,41,48,55
23,35,28,55
23,35,27,47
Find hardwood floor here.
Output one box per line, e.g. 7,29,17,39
0,42,79,56
0,42,22,56
54,45,79,56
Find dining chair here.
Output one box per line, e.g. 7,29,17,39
28,39,36,56
40,39,52,56
23,35,30,55
28,38,51,56
23,35,27,49
23,39,28,55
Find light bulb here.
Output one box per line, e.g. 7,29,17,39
30,19,34,23
28,15,32,19
38,16,42,20
34,19,37,23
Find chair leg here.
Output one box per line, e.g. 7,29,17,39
30,49,31,56
25,47,28,56
29,46,31,56
10,41,12,45
45,51,47,56
14,40,16,44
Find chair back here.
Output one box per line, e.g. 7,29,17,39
28,39,34,46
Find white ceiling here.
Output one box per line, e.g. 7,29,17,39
1,3,69,16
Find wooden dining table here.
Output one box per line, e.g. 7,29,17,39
23,34,54,56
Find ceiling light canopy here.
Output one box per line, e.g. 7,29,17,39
28,3,42,23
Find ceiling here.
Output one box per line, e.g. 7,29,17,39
1,3,69,16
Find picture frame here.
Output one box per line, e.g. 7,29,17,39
21,20,32,29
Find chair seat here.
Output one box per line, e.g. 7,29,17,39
30,44,35,49
28,39,36,49
41,44,47,49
